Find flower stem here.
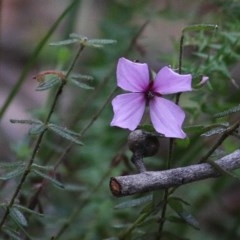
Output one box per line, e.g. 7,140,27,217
0,44,85,231
158,32,185,239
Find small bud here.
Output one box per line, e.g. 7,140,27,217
128,130,159,158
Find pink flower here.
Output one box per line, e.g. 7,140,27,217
110,57,192,139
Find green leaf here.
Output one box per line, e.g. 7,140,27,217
9,207,28,227
201,126,228,137
2,227,22,240
169,197,190,207
10,119,46,135
69,33,86,39
183,24,218,33
69,33,117,48
214,104,240,118
32,169,65,189
175,138,190,148
186,123,229,136
168,197,184,212
88,38,117,45
114,195,152,209
10,119,42,125
70,73,94,80
13,204,44,218
0,165,26,180
177,211,200,230
168,198,200,230
184,124,205,134
70,79,94,90
49,38,78,46
32,163,54,171
0,160,26,169
48,123,83,145
35,76,61,91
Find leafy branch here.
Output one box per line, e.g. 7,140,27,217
0,43,85,231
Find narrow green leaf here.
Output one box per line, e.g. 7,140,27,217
13,204,44,218
0,166,26,180
69,33,86,39
175,137,190,148
32,163,54,171
88,39,117,45
169,198,200,230
9,207,28,227
70,79,94,90
184,124,205,134
35,77,61,91
214,104,240,118
69,33,117,48
168,197,184,213
114,195,152,209
168,197,190,207
201,126,227,137
49,38,78,46
183,24,218,33
48,123,83,145
207,159,240,181
70,73,93,80
178,211,200,230
186,123,229,136
32,169,65,189
10,119,42,125
2,228,22,240
0,161,26,169
193,52,209,59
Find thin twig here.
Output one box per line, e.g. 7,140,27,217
200,120,240,163
158,33,185,238
110,150,240,197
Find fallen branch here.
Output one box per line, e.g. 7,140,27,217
110,150,240,197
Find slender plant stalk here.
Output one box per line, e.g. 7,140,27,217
158,33,185,239
0,0,79,121
0,44,85,231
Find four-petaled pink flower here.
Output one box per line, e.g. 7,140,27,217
110,57,192,139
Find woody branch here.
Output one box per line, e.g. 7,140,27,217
110,150,240,197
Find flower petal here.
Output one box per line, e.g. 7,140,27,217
153,66,192,95
117,57,149,92
111,93,145,131
149,97,186,138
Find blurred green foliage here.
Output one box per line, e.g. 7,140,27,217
1,0,240,239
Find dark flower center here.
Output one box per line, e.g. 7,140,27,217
145,81,161,102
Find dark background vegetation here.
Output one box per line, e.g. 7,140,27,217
0,0,240,239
